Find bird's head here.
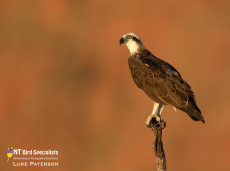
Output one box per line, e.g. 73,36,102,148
119,33,144,55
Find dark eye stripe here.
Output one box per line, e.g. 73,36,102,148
132,37,138,41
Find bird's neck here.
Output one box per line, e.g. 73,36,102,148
139,48,151,56
126,41,146,55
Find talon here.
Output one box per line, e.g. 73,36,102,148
160,120,166,129
146,119,153,128
146,123,153,128
145,114,165,129
148,117,166,129
150,117,160,126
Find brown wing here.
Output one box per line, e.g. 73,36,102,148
128,54,205,123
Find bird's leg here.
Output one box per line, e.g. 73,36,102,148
156,104,164,121
146,103,166,128
155,104,166,129
146,102,159,128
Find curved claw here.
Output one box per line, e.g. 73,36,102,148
160,120,166,129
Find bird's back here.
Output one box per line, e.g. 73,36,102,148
128,52,205,123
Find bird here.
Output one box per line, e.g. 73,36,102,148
119,33,205,127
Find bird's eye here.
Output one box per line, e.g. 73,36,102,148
126,35,132,39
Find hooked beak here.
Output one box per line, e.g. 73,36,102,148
119,38,125,45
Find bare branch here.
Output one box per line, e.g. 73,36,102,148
150,121,167,171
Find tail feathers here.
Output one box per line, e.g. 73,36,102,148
190,113,205,123
179,97,205,123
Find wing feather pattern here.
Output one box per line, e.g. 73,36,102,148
128,53,205,123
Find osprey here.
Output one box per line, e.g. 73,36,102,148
120,33,205,127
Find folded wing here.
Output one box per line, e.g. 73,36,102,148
128,54,205,123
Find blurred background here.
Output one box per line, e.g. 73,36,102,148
0,0,230,170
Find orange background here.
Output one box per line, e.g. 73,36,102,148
0,0,230,170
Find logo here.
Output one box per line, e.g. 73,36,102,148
7,147,13,161
6,147,59,167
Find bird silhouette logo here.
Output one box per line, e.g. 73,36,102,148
7,147,13,161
